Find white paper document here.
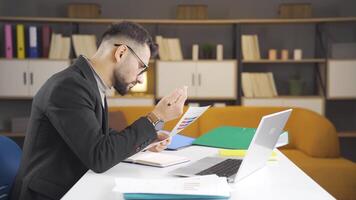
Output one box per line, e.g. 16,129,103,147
124,151,190,167
144,106,210,150
113,175,231,197
169,106,210,137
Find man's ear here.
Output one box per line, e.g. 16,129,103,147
114,45,127,61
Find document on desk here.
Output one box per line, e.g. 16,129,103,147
113,175,231,199
144,106,210,151
124,151,190,167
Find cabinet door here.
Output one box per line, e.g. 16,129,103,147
28,60,69,96
282,98,324,115
156,61,196,98
196,61,237,99
0,60,29,97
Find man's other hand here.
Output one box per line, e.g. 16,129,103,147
148,131,171,152
152,86,188,122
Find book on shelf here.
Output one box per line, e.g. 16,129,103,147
241,72,278,98
241,34,261,60
72,34,97,58
155,35,183,61
3,24,55,59
28,26,39,58
16,24,25,59
4,24,13,58
48,33,71,59
41,25,51,58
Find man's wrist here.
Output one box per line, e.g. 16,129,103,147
147,112,164,131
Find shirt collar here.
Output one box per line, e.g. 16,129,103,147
83,56,111,94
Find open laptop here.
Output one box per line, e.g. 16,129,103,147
170,109,292,183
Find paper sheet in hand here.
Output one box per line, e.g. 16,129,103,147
170,106,210,137
144,106,209,150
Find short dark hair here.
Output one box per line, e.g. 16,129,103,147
101,21,158,58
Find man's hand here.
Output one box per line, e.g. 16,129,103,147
152,86,188,122
148,132,171,152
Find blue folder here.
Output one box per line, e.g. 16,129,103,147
166,134,195,150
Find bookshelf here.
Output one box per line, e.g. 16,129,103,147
1,16,354,101
242,59,326,64
0,15,355,131
339,132,356,138
1,16,355,24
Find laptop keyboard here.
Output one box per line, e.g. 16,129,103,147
195,159,242,178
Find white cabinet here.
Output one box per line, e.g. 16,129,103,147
327,60,356,99
0,60,29,96
156,60,237,99
242,97,325,115
0,60,69,97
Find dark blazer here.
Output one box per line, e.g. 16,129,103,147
10,56,157,200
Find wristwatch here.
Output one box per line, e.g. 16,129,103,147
146,112,165,131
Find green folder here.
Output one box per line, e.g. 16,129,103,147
124,193,229,199
192,126,257,149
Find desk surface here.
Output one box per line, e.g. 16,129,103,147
62,146,335,200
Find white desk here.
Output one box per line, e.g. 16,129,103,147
62,146,335,200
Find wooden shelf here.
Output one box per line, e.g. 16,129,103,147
339,132,356,138
0,132,25,137
237,17,356,24
107,94,154,99
242,96,323,99
156,59,237,62
1,16,355,25
0,96,33,100
242,59,326,64
0,58,70,61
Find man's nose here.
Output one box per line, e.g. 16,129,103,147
136,73,144,84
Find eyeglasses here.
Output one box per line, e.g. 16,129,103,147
114,43,148,76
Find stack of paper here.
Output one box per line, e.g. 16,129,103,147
113,175,231,199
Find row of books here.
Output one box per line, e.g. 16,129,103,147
48,33,70,59
155,35,183,61
3,24,51,58
49,33,98,59
2,24,98,59
241,34,261,60
241,72,278,97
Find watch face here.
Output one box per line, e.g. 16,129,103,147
155,121,164,131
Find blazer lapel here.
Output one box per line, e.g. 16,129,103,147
72,56,107,134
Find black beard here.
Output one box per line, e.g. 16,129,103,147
113,78,129,96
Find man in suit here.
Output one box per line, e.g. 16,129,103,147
11,21,188,200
